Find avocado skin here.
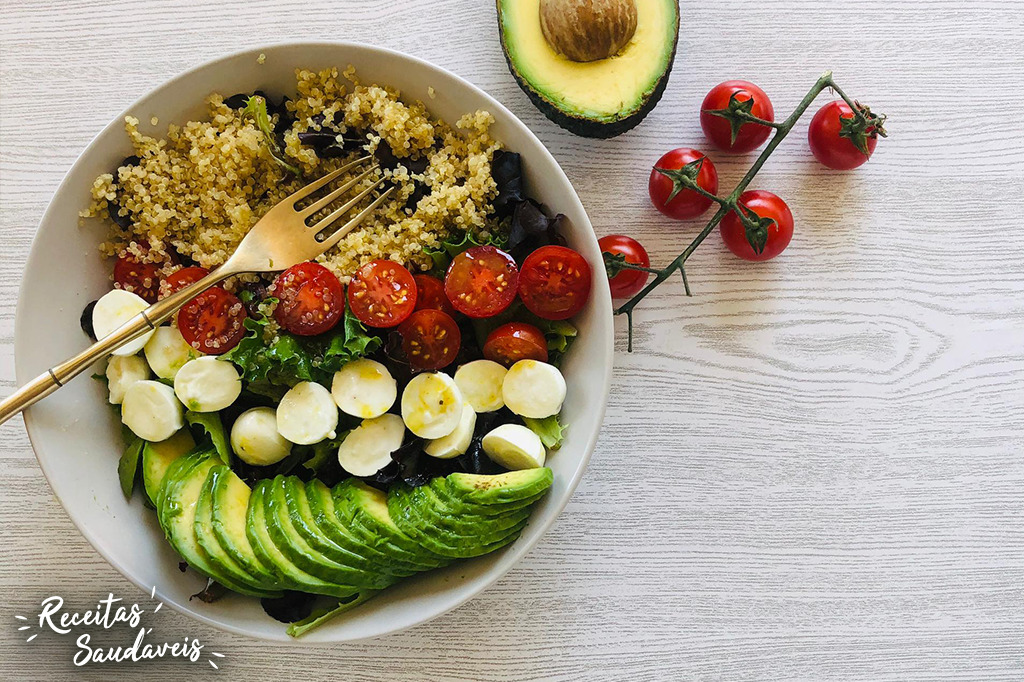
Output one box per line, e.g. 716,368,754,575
496,0,680,139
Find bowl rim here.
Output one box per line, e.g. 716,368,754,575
15,39,613,642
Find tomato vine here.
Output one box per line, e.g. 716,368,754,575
604,71,887,351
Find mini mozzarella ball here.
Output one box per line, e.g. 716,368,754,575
92,289,154,355
424,402,476,459
105,354,150,405
230,407,292,466
454,360,507,413
502,359,567,419
173,356,242,412
482,423,547,470
121,380,184,442
277,381,339,445
337,413,406,476
144,325,199,379
331,359,397,419
401,372,464,439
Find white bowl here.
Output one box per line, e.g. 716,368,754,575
14,42,613,642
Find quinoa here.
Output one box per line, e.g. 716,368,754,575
83,67,502,284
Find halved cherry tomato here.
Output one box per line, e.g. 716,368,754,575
399,309,461,370
483,322,548,367
700,80,775,153
518,245,592,320
347,259,417,328
444,246,519,318
177,286,247,354
719,190,794,262
160,266,210,298
114,253,161,303
413,274,456,317
649,149,719,220
599,235,649,299
272,262,344,336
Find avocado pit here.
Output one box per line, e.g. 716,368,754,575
539,0,638,62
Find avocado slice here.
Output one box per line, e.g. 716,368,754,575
245,480,361,599
427,477,547,516
334,480,450,570
144,429,196,507
497,0,679,138
408,483,534,537
209,466,280,586
387,484,529,559
263,477,396,589
304,480,434,574
194,466,281,592
443,468,554,505
158,454,279,598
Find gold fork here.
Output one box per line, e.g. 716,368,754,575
0,155,393,424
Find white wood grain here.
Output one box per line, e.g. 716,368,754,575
3,0,1024,679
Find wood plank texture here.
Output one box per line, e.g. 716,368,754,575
2,0,1023,679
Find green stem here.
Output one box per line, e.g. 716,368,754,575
613,71,852,337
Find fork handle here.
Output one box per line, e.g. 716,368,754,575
0,267,233,426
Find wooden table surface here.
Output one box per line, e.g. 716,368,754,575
3,1,1024,679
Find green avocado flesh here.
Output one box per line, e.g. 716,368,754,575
152,463,554,607
497,0,679,138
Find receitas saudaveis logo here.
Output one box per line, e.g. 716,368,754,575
15,587,226,669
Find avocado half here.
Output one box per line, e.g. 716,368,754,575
496,0,679,139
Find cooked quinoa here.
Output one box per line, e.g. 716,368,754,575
82,67,502,285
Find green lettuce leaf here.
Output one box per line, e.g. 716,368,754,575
286,591,379,638
243,96,300,175
422,229,508,277
185,411,231,464
523,415,565,450
117,436,145,499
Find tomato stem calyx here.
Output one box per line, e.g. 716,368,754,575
702,92,782,144
613,72,887,350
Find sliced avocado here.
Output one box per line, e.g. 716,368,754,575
335,480,450,570
194,466,280,592
444,468,554,505
409,483,534,537
427,477,547,516
387,484,529,559
209,466,280,586
156,450,206,525
497,0,679,138
245,481,360,599
264,477,395,590
143,428,196,507
304,480,429,575
158,454,279,598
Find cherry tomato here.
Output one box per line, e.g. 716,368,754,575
649,149,719,220
413,274,456,317
114,252,161,303
808,100,882,170
271,262,344,336
518,245,592,320
444,246,519,318
347,259,417,328
700,80,775,153
720,190,794,262
599,235,650,299
483,322,548,367
177,286,247,354
160,266,210,298
399,309,461,370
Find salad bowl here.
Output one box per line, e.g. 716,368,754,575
14,41,613,642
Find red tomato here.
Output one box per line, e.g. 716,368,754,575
114,253,161,303
347,260,417,328
271,262,344,336
483,322,548,367
649,149,719,220
808,100,881,170
444,246,519,318
177,286,247,354
518,245,592,320
719,190,794,262
700,80,775,153
399,309,461,370
413,274,456,317
598,235,650,299
160,266,210,298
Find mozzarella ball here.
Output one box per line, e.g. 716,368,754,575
337,413,406,476
331,359,397,419
276,381,339,445
144,325,200,379
482,423,546,470
230,407,292,466
105,354,150,405
502,360,566,419
173,356,242,412
121,380,184,442
454,360,507,413
401,372,464,439
424,402,476,459
92,289,154,355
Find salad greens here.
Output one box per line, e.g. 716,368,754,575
117,435,145,499
523,415,565,450
243,96,300,176
185,411,231,465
